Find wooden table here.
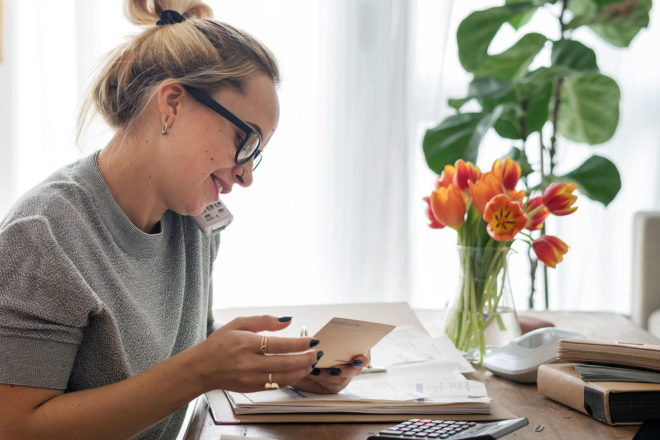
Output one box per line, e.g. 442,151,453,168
183,310,660,440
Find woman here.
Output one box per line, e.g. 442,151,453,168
0,1,367,439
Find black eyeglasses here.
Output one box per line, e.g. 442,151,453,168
183,85,263,170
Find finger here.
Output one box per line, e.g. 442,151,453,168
306,370,351,389
225,315,293,333
255,365,317,390
260,335,321,354
259,351,321,373
349,354,369,368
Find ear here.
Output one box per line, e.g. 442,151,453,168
156,82,186,130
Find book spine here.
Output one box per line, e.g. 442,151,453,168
537,364,612,425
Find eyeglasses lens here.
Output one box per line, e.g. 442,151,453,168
237,133,260,162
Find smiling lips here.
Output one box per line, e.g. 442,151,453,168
211,174,230,196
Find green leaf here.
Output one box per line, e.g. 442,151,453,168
508,9,537,29
560,155,621,206
468,76,515,99
482,70,553,140
457,4,536,72
566,0,652,47
506,0,558,29
476,33,547,81
557,73,620,144
423,109,503,174
590,0,651,47
447,77,513,111
551,39,599,72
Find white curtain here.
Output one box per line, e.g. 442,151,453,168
2,0,659,314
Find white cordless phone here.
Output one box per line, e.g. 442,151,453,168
193,199,234,235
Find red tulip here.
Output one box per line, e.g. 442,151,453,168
483,194,528,241
453,159,481,192
524,196,550,231
492,157,521,191
543,182,578,216
430,184,466,230
533,235,569,268
423,196,445,229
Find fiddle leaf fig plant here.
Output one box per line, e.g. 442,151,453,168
423,0,652,308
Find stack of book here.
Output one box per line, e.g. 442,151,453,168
537,339,660,425
206,325,512,423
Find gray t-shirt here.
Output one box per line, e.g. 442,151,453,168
0,151,220,439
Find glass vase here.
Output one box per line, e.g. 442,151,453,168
443,245,521,364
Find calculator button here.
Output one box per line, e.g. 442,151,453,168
403,432,417,437
427,434,441,439
380,429,403,435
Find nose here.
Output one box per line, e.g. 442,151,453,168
234,164,253,187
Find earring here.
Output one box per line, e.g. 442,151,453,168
161,121,168,135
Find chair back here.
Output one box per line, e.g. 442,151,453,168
632,211,660,331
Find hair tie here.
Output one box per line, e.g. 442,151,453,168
157,10,186,26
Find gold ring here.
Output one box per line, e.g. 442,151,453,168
265,372,279,389
260,335,268,353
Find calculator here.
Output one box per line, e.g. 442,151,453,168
367,417,528,439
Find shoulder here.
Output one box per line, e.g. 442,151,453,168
1,154,105,241
2,156,96,230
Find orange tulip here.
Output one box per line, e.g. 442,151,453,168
430,184,466,230
492,157,521,191
509,188,526,204
469,172,504,214
423,196,445,229
453,159,481,191
524,196,550,231
483,194,528,241
436,165,456,189
543,182,578,216
532,235,569,268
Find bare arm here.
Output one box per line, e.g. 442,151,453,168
0,316,319,440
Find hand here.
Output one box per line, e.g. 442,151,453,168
291,353,370,394
193,316,320,393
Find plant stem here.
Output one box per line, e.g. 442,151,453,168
528,248,538,309
559,0,568,38
538,0,569,310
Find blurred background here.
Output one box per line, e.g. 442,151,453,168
0,0,659,313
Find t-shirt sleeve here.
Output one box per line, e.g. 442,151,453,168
0,216,100,389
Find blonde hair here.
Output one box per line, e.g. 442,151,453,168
78,0,279,138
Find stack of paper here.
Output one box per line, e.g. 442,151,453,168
575,363,660,383
223,326,491,416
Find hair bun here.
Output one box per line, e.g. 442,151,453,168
124,0,213,26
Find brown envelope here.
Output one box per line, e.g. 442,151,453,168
313,317,395,368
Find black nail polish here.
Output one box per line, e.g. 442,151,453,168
352,360,363,367
278,316,292,322
311,368,321,376
312,361,318,368
309,339,320,347
330,368,342,376
317,351,324,360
